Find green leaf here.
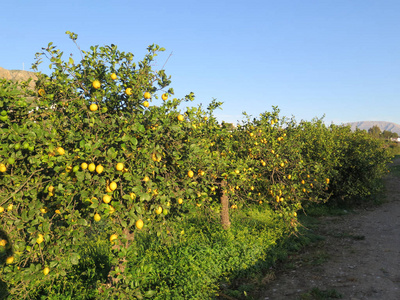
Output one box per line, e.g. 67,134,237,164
70,252,80,265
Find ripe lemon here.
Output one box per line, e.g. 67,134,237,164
96,165,104,174
48,186,54,193
111,73,117,80
0,207,4,213
40,208,47,214
0,239,6,247
89,103,98,112
143,101,150,108
6,256,14,264
92,80,101,89
109,181,117,191
135,219,144,229
94,213,101,222
38,88,45,96
7,204,13,211
155,206,163,214
177,114,184,121
178,198,183,204
161,93,168,101
326,178,330,184
56,147,65,155
43,267,50,275
116,163,124,171
143,176,150,182
103,195,111,204
0,164,6,173
125,88,132,95
234,169,240,174
88,163,96,172
110,234,118,242
81,162,88,170
106,185,112,193
130,193,136,200
187,170,194,178
36,234,44,244
144,92,151,99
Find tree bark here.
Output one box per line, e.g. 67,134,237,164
220,180,231,230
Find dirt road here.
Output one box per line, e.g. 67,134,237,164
257,160,400,300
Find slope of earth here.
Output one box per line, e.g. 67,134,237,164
255,158,400,300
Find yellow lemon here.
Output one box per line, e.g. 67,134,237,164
94,213,101,222
155,206,163,215
6,256,14,264
88,163,96,172
144,92,151,99
96,165,104,174
177,114,184,121
109,181,117,191
0,164,6,173
0,239,7,247
36,234,44,244
43,267,50,275
178,198,183,204
103,195,111,204
0,207,4,213
38,88,45,96
187,170,194,178
136,219,144,229
161,93,168,101
92,80,101,89
143,176,150,182
7,204,13,211
125,88,132,95
48,186,54,193
89,103,98,111
56,147,65,155
143,101,150,108
130,193,136,200
81,162,88,170
116,163,124,171
111,73,117,80
40,208,47,214
110,234,118,242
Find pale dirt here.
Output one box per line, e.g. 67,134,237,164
256,159,400,300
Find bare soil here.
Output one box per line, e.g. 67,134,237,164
257,159,400,300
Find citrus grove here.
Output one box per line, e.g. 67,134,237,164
0,32,391,299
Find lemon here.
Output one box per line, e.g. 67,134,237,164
56,147,65,155
0,207,4,213
92,80,101,89
135,219,144,229
110,234,118,242
0,164,6,173
36,234,44,244
81,162,88,170
144,92,151,99
96,165,104,174
161,93,168,101
187,170,194,178
155,206,163,215
88,163,96,172
89,103,98,111
6,256,14,264
94,213,101,222
116,163,124,171
143,101,150,108
178,198,183,204
111,73,117,80
125,88,132,95
177,114,184,121
109,181,117,191
43,267,50,275
103,195,111,204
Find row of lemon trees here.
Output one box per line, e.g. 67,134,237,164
0,32,391,298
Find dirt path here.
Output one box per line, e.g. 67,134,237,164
257,159,400,300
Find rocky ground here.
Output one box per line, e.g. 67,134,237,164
256,159,400,300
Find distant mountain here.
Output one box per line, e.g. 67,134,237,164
0,66,37,89
346,121,400,135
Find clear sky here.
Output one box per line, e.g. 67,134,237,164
1,0,400,125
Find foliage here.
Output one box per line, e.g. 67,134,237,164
0,32,392,299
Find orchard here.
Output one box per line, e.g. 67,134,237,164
0,32,392,299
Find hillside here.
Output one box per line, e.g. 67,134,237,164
347,121,400,135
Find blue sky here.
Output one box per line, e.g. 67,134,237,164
1,0,400,125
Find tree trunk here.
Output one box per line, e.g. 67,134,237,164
220,180,231,230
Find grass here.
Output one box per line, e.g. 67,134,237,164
300,287,343,299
